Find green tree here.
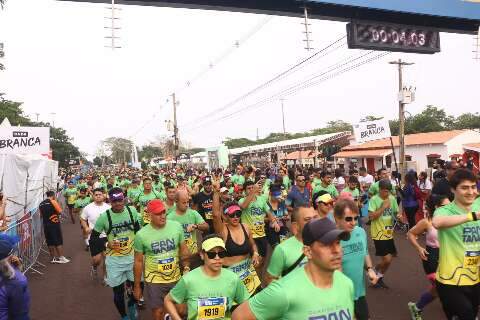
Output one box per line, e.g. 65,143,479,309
453,112,480,130
138,144,163,163
100,137,133,164
93,156,103,167
361,115,384,122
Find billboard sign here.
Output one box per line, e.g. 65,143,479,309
353,119,391,143
0,126,50,154
307,0,480,21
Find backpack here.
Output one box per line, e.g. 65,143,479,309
106,206,140,237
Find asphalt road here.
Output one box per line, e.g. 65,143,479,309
27,219,446,320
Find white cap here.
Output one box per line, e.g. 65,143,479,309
220,187,229,193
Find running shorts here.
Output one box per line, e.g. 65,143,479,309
422,246,439,275
354,296,369,320
436,281,480,320
105,256,135,288
89,237,107,257
373,239,397,257
144,282,177,309
44,223,63,246
254,237,268,257
67,203,74,209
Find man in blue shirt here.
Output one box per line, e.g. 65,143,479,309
334,198,378,320
285,174,310,211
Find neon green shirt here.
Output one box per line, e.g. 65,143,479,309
368,194,398,241
169,267,249,320
231,174,245,187
74,196,92,209
435,201,480,286
343,187,360,199
93,206,142,257
249,268,354,320
63,187,78,205
167,209,205,254
133,221,184,284
368,181,396,196
239,195,270,238
312,183,339,198
267,236,307,277
135,191,163,224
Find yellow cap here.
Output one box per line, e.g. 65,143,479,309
202,237,226,252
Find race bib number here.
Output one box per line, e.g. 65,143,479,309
239,266,261,295
143,211,151,224
197,297,227,320
253,222,264,236
117,237,129,248
464,251,480,269
205,211,213,220
279,234,289,243
383,226,393,237
68,195,76,203
158,257,175,273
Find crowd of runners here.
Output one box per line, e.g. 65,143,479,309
40,158,480,320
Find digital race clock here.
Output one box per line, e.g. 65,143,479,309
347,22,441,54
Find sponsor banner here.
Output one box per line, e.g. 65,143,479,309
353,119,391,143
0,126,50,154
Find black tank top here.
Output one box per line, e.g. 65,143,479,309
225,224,251,257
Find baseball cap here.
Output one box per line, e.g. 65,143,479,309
203,176,212,184
220,187,229,193
315,193,334,204
0,234,19,260
302,219,350,246
202,237,226,252
108,187,125,202
234,185,243,193
272,190,282,199
147,199,166,215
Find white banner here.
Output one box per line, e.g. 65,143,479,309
353,119,391,143
0,126,50,154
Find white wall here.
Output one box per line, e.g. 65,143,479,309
445,131,480,156
405,144,448,172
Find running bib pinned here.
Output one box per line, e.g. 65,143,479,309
158,257,175,273
464,250,480,269
197,297,227,320
253,222,264,236
204,212,213,220
117,237,129,248
383,225,393,237
239,265,261,295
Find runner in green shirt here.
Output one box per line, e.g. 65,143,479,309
312,171,339,198
63,181,78,224
90,188,142,320
432,169,480,319
265,206,319,285
233,218,353,320
127,179,142,202
167,190,209,256
135,177,163,225
368,179,400,289
334,198,378,320
165,235,249,320
368,168,396,197
133,199,190,320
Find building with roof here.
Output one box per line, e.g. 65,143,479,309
334,130,480,173
228,132,351,167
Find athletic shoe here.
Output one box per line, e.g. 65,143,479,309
121,316,129,320
137,296,145,308
408,302,423,320
50,257,59,264
56,256,70,264
127,304,138,320
372,277,389,289
90,266,98,279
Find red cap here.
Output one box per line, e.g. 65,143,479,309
147,199,166,215
234,185,243,193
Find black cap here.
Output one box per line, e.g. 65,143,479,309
302,219,350,246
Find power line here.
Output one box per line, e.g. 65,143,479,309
181,34,347,129
126,16,273,140
183,50,390,132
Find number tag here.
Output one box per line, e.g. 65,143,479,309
158,257,175,273
239,265,261,295
205,211,213,220
464,251,480,269
143,211,151,224
253,222,264,235
197,297,226,320
384,226,393,237
117,237,129,248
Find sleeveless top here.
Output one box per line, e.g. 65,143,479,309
426,225,439,249
225,224,251,257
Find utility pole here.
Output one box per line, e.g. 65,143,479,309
302,6,314,51
49,112,56,127
34,113,40,122
280,99,286,134
389,59,414,183
172,93,179,164
256,128,259,141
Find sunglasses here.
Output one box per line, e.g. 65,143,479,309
320,201,334,206
345,216,359,222
205,251,227,259
226,211,242,219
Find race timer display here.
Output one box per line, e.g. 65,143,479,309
347,22,441,54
